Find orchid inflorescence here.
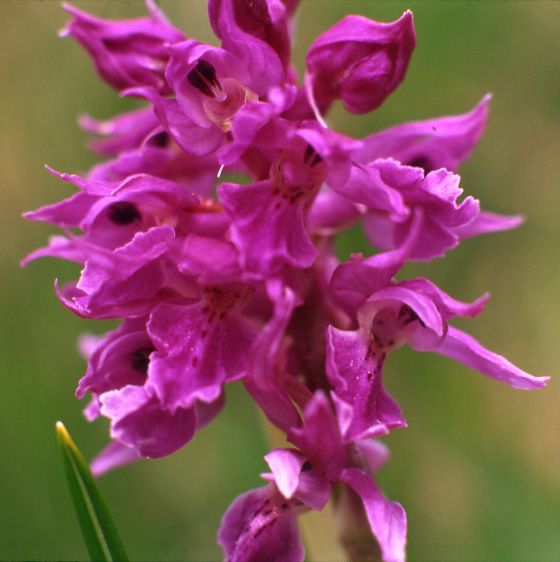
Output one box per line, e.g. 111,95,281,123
24,1,548,561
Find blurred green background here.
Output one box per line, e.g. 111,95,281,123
1,1,559,560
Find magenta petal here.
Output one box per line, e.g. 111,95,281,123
61,2,185,93
147,297,256,410
46,165,117,196
368,213,459,261
355,94,491,172
243,281,303,432
330,209,425,304
355,439,390,474
209,0,292,71
335,163,409,223
397,278,488,320
218,485,306,562
111,173,201,200
263,449,332,512
21,235,85,267
420,169,480,227
291,467,331,512
295,124,363,189
82,264,166,319
114,224,175,261
125,87,224,156
287,391,346,480
365,286,444,337
99,385,198,458
326,327,406,442
220,100,279,165
23,192,98,228
358,160,482,260
451,210,523,239
220,179,318,275
79,107,160,156
177,234,241,284
90,439,141,477
306,11,415,115
165,40,251,127
425,326,549,390
264,448,307,499
306,189,362,235
340,468,407,562
329,251,400,302
210,0,285,96
76,319,153,399
57,248,168,319
195,391,225,430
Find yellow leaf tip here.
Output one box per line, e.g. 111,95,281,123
56,421,71,441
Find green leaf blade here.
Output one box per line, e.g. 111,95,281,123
56,422,129,562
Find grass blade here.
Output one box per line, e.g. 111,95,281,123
56,422,129,562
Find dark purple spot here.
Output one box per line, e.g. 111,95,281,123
253,526,266,539
303,144,322,167
107,201,141,226
187,60,222,98
407,156,434,174
301,461,312,472
303,144,315,163
253,518,277,538
398,305,424,328
130,346,156,375
150,131,170,147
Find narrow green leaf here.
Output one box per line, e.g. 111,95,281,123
56,422,129,562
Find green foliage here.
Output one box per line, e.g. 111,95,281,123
56,422,129,562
